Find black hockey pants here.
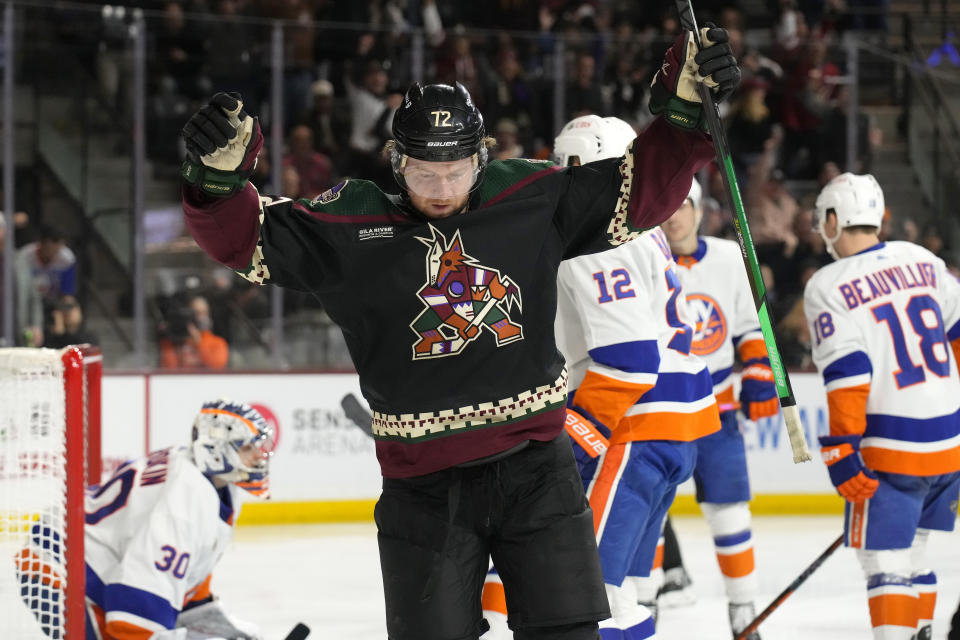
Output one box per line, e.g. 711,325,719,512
375,434,609,640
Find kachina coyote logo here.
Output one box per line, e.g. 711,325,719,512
410,225,523,359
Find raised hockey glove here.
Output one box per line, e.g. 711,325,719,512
739,357,780,421
181,92,263,198
819,434,879,503
649,23,741,130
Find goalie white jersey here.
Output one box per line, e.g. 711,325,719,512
803,240,960,476
671,236,767,407
555,228,718,442
83,447,240,636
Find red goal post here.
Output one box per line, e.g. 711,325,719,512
0,345,102,639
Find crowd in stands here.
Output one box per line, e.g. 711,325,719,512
6,0,951,371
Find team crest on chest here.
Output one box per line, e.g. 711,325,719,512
410,225,523,359
686,293,727,356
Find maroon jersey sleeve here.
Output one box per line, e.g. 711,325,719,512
552,117,714,259
182,183,262,272
625,117,714,232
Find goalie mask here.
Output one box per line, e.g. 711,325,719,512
814,172,884,259
552,115,636,166
191,399,275,498
390,82,486,201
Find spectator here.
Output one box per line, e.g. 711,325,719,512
492,118,523,160
605,50,652,128
43,295,97,349
565,51,607,119
152,1,206,99
483,48,538,146
809,84,882,173
920,222,950,261
283,125,336,199
726,75,776,181
776,258,821,370
159,294,229,370
15,224,77,347
744,135,800,268
205,0,259,112
433,31,486,101
346,60,397,147
777,35,841,178
345,58,402,188
282,164,301,199
298,79,352,173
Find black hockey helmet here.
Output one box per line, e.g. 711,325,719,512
390,82,487,195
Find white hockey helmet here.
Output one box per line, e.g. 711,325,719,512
191,398,275,498
687,176,702,211
814,172,884,258
552,115,637,166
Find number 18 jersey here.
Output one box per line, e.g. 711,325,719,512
803,241,960,476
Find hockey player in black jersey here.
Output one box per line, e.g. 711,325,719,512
181,25,740,640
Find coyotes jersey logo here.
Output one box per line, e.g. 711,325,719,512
410,225,523,359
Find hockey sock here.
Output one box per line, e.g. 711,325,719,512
702,502,757,604
865,573,918,639
911,529,935,638
481,567,511,640
912,571,936,639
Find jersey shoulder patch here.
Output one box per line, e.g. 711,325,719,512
304,179,399,217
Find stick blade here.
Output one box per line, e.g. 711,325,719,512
341,392,374,437
284,622,311,640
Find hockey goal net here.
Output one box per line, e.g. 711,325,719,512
0,345,102,639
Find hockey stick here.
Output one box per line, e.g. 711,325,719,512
283,622,311,639
341,392,373,438
672,0,812,463
734,534,844,640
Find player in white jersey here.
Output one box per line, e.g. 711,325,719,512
482,115,719,640
17,398,274,640
655,177,780,639
804,173,960,640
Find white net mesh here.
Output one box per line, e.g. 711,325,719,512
0,348,70,639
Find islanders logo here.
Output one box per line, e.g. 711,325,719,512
410,225,523,359
686,293,727,355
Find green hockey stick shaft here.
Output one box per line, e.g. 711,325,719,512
673,0,811,462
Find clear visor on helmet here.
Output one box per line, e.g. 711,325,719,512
399,155,480,199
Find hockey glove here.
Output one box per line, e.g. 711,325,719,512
181,92,263,198
176,598,263,640
819,434,879,503
739,357,780,421
650,23,741,130
564,406,611,487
